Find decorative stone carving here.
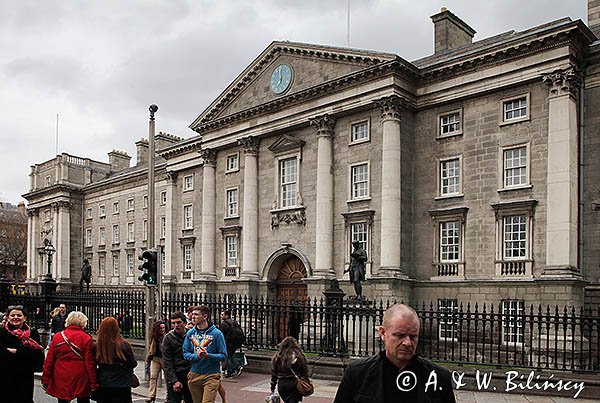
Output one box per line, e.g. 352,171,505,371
270,207,306,228
26,208,38,218
201,148,217,166
56,200,72,210
238,136,260,155
374,95,402,121
309,114,336,137
165,170,178,183
542,67,581,98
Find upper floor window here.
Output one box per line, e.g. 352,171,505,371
279,157,298,208
429,207,468,279
98,255,105,277
126,253,134,276
160,191,167,205
350,120,369,144
85,228,92,247
127,198,134,211
439,221,460,262
143,195,148,208
113,201,119,215
160,216,166,239
503,215,527,260
143,219,148,241
183,205,193,229
44,209,51,223
112,224,120,244
183,244,193,272
225,235,238,268
99,205,106,218
226,153,239,173
439,157,461,197
439,110,462,137
500,94,529,125
45,176,51,187
86,208,92,219
183,175,194,191
112,254,119,277
127,222,134,242
350,163,369,200
350,222,368,256
99,227,106,246
502,145,529,189
226,188,238,217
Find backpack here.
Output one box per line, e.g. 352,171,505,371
229,320,246,349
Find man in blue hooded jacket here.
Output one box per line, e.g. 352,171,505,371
182,305,227,403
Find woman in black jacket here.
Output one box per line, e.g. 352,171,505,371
95,316,137,403
270,336,309,403
0,305,45,403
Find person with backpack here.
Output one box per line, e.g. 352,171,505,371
219,310,245,377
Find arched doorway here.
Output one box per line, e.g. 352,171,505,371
274,256,308,342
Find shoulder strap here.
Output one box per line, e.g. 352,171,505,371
61,331,84,360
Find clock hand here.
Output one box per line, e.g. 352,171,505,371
277,67,282,86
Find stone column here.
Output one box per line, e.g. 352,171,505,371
164,171,178,282
238,136,260,278
375,95,403,275
26,208,37,282
310,114,336,278
55,201,71,281
200,149,217,278
542,68,581,276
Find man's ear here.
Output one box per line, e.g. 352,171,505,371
378,325,385,341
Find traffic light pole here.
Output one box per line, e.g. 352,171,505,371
145,104,158,358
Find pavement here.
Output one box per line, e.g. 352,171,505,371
130,361,598,403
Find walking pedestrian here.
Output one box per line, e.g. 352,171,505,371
219,309,245,377
95,316,137,403
0,305,45,403
146,320,167,403
270,336,309,403
51,304,68,335
182,305,227,403
42,311,98,403
47,306,62,349
163,312,193,403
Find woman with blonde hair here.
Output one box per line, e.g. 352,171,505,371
47,306,62,348
95,316,137,403
270,336,309,403
42,311,97,402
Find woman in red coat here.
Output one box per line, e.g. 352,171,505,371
42,311,98,403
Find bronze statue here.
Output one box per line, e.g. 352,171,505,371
79,259,91,292
344,241,367,299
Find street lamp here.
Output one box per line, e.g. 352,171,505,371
44,242,56,279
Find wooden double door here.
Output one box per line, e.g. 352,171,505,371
275,256,307,341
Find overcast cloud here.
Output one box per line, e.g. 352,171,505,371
0,0,588,204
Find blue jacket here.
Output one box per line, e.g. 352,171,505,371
182,324,227,375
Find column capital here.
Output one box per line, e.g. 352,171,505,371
238,136,260,155
309,114,336,138
55,200,72,211
374,95,402,121
542,67,581,98
200,148,217,167
26,208,38,218
165,170,178,183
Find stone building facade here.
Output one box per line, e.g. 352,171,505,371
24,4,600,311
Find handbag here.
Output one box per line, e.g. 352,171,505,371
131,373,141,388
289,367,314,397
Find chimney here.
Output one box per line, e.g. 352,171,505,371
430,8,476,53
155,131,183,152
108,150,131,172
590,0,600,36
136,139,149,166
17,201,26,216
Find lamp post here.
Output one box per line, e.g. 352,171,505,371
44,242,56,279
40,241,57,296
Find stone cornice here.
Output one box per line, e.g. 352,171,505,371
22,183,81,202
159,138,203,160
83,163,167,194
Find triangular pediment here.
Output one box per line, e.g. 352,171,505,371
268,134,305,155
190,41,400,132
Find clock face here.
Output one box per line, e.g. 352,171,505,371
270,64,293,95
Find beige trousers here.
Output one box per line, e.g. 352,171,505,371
148,357,164,399
187,371,221,403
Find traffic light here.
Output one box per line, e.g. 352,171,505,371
138,249,158,285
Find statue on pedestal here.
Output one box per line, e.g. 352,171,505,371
344,241,367,300
79,259,91,292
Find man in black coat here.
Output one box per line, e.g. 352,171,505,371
163,311,193,403
334,304,456,403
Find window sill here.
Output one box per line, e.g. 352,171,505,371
499,116,530,127
434,193,464,201
225,169,240,174
346,197,371,205
437,131,463,139
349,138,370,146
497,184,532,193
182,188,194,193
224,215,240,220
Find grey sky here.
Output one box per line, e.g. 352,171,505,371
0,0,588,204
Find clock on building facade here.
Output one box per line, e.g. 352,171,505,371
269,64,293,95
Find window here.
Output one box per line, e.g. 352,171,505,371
160,191,167,205
501,94,529,124
85,228,92,247
439,157,461,196
279,157,297,208
143,195,148,208
99,205,106,218
143,219,148,241
502,146,528,189
127,198,134,211
439,221,460,262
183,175,194,191
45,176,51,186
127,222,134,242
438,299,458,340
351,163,369,200
226,188,238,217
112,254,119,276
350,120,369,144
183,205,193,229
439,110,462,137
98,255,105,277
183,244,193,273
160,216,166,239
342,210,374,273
113,201,119,214
86,208,92,219
44,209,51,223
126,253,134,276
226,236,238,267
226,154,239,173
99,227,106,245
501,300,524,345
112,225,120,244
350,222,368,256
161,250,166,274
503,215,527,260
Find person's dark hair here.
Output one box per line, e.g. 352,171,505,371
191,305,210,317
6,305,27,317
221,309,231,317
272,336,303,369
150,320,166,343
170,311,186,322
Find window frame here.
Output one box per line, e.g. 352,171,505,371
349,161,370,201
437,109,463,138
341,209,374,276
428,207,468,279
160,191,167,205
437,155,463,198
225,235,238,268
44,209,51,223
225,187,239,218
499,93,530,125
278,156,299,209
85,228,92,247
143,219,148,241
86,208,92,220
98,255,106,277
183,244,193,273
99,205,106,218
183,175,194,192
127,222,135,242
112,224,120,244
99,226,106,246
113,201,119,215
226,153,240,173
160,216,166,239
126,253,134,276
183,204,193,230
499,143,531,191
127,198,134,212
112,254,119,277
349,118,370,145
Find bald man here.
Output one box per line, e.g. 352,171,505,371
334,304,456,403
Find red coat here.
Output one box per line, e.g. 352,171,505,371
42,325,98,400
